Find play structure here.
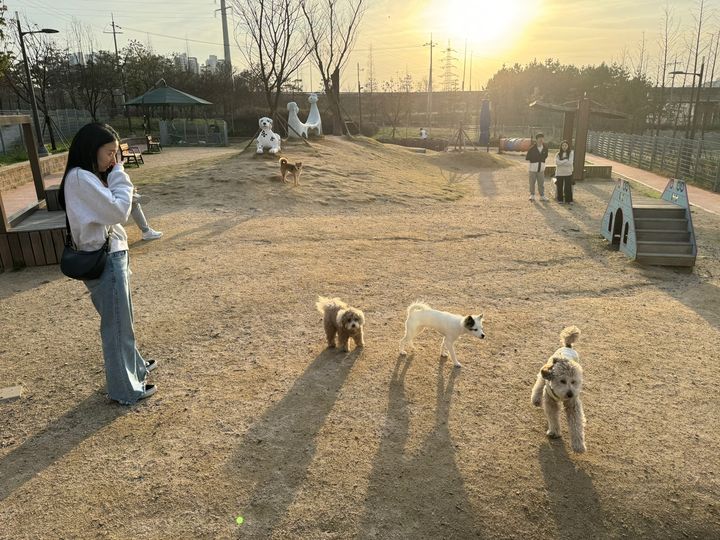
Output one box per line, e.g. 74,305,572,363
601,178,697,267
0,115,66,272
286,93,323,139
499,138,532,152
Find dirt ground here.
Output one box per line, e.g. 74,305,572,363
1,137,719,539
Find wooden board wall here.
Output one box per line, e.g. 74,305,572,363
0,227,66,271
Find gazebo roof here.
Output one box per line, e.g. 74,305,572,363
529,99,627,119
125,86,212,106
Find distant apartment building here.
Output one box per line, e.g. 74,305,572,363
174,53,189,71
68,52,85,66
205,55,218,73
188,57,200,75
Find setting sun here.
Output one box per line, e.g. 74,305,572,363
438,0,536,52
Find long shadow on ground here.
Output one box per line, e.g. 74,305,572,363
0,392,128,501
227,348,358,537
357,356,484,539
538,440,605,538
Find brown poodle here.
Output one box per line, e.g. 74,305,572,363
315,296,365,352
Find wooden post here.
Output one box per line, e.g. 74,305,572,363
22,121,45,202
562,111,575,146
573,97,591,181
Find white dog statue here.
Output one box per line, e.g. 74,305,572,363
256,117,281,154
305,93,322,136
287,102,308,139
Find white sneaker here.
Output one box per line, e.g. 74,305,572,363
540,196,549,202
529,195,535,201
142,228,163,241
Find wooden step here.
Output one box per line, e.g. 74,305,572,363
636,240,694,255
635,229,690,242
635,252,696,267
632,206,686,219
634,218,689,231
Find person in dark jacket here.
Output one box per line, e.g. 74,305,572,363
525,133,549,202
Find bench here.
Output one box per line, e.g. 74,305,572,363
146,135,162,153
120,143,144,167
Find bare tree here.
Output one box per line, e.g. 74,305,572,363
301,0,366,135
686,0,709,137
5,15,65,149
655,2,680,134
67,19,118,122
701,30,719,137
234,0,310,125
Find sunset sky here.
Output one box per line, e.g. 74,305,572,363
9,0,711,92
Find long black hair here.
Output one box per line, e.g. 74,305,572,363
59,123,120,209
558,140,572,160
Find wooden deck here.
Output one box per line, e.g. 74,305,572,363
0,210,66,271
0,116,67,272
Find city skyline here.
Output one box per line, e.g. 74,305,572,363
8,0,714,93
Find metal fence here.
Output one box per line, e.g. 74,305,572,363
0,109,100,153
588,131,720,192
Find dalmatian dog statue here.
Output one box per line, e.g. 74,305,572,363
256,117,281,154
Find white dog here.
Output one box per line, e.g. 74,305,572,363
399,301,485,368
256,117,281,154
531,326,586,453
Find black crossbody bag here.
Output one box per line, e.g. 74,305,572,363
59,170,110,280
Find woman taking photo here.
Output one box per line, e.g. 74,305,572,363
60,123,157,404
554,140,574,204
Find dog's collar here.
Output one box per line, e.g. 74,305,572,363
545,384,563,402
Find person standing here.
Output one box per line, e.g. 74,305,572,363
60,123,157,405
554,140,574,204
130,190,163,240
525,133,549,202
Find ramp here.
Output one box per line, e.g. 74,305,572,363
601,179,696,267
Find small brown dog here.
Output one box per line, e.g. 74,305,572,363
279,157,303,186
315,296,365,352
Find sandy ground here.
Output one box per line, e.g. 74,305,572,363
1,136,719,539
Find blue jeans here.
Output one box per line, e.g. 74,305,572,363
84,250,148,404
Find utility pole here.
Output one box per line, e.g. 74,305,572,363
105,14,131,132
357,62,363,132
218,0,232,72
423,34,437,130
468,50,473,92
441,41,458,92
461,39,467,92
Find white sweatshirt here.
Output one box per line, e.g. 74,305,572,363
64,165,134,253
555,150,574,177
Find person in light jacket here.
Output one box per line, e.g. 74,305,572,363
60,123,157,404
525,133,548,202
554,140,574,204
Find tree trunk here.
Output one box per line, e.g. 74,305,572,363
44,113,57,151
330,67,343,135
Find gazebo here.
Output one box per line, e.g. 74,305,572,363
124,81,226,146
